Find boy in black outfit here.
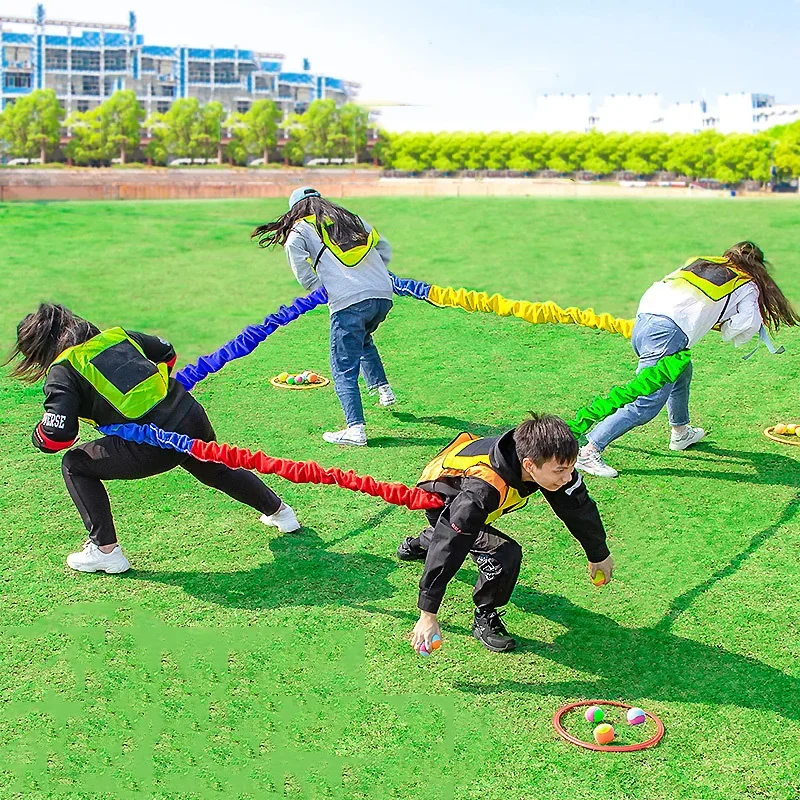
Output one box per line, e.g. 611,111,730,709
398,414,613,653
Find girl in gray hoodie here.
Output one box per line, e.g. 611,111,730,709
252,188,396,446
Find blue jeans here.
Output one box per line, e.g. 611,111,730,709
330,298,393,426
588,314,692,452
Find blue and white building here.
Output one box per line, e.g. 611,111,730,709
0,6,358,115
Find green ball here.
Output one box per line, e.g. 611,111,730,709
287,376,296,385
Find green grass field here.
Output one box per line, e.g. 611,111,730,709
1,197,799,799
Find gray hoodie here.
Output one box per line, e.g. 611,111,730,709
285,219,393,314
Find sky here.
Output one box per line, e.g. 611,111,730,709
3,0,800,131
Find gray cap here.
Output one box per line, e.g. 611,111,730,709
289,186,321,209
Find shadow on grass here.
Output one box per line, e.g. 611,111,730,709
369,434,456,449
455,493,800,720
392,411,508,438
124,508,401,610
615,442,799,488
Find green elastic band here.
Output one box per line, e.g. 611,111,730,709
567,350,692,437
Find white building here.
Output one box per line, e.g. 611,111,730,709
532,91,800,134
533,94,593,133
660,100,706,134
594,93,662,133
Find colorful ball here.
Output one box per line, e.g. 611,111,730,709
277,372,289,383
787,423,798,435
592,569,606,587
593,723,615,745
626,707,646,726
431,634,442,651
286,376,296,385
584,705,604,723
774,423,787,435
295,374,305,384
417,644,430,657
308,373,320,383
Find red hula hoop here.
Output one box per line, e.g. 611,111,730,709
552,700,665,752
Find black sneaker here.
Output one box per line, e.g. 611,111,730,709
396,536,427,561
472,608,516,652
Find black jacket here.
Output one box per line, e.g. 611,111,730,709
418,429,609,613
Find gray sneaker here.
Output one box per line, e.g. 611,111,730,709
670,425,706,451
576,447,619,478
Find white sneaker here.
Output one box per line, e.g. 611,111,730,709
322,425,367,446
576,447,619,478
260,504,301,533
670,425,706,451
377,384,396,407
66,541,131,574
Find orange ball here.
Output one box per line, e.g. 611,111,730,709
593,723,615,745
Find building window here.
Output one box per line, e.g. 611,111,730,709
82,75,100,95
237,101,251,113
3,45,32,66
4,72,32,89
157,101,171,113
188,61,210,83
158,85,175,97
104,50,127,72
141,57,155,72
77,100,90,112
45,48,68,70
214,62,237,84
71,50,101,72
254,76,272,92
104,77,118,96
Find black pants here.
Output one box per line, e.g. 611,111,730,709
61,402,282,546
417,507,522,611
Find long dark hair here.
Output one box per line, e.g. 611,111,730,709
251,195,368,249
5,303,99,383
724,242,800,332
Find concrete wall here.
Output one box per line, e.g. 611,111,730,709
0,168,787,202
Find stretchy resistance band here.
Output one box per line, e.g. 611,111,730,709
391,274,634,338
175,287,329,390
174,276,634,394
98,423,444,512
566,351,692,437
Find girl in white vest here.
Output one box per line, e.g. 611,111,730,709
253,188,395,446
577,241,799,478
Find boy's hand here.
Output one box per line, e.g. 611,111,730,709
589,554,614,586
411,611,441,653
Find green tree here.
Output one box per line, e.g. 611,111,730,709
65,91,144,165
0,89,64,163
713,133,772,184
338,103,370,163
621,133,668,176
296,99,343,162
241,99,281,164
663,130,722,179
771,122,800,180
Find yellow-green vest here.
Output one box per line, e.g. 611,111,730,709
51,327,169,421
303,214,379,268
664,256,751,301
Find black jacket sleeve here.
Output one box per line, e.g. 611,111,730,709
418,477,500,613
540,470,610,562
126,330,176,372
33,365,81,453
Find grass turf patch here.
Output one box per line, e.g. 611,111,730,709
1,197,799,798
